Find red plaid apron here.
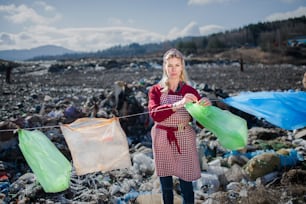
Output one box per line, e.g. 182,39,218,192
151,93,201,181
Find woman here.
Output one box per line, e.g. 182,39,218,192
148,48,211,204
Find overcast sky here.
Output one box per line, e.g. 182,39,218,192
0,0,305,52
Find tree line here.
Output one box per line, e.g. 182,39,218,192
176,16,306,56
32,16,306,61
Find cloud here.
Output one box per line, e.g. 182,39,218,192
0,26,165,52
53,27,165,52
279,0,301,3
0,33,15,45
0,19,225,52
199,25,225,35
107,17,135,26
265,6,306,22
0,2,242,52
34,1,56,12
0,3,60,25
0,3,163,52
181,22,201,36
167,21,200,39
188,0,232,5
167,22,224,39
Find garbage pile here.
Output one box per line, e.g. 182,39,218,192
0,61,306,203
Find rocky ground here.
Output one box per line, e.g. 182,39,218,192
0,59,306,203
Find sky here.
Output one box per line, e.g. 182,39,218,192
0,0,305,52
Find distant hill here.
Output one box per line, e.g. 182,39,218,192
0,16,305,64
0,45,76,61
29,16,306,64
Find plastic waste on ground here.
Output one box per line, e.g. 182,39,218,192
223,91,306,130
194,172,220,194
226,149,303,168
116,192,182,204
18,129,72,193
258,171,279,185
60,117,131,175
244,153,280,180
0,182,9,195
185,103,248,150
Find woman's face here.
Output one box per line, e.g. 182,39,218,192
165,57,183,80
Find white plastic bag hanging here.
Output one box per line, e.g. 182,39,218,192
60,117,131,175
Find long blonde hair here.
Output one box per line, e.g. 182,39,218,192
159,48,190,93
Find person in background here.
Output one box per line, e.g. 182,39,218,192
303,72,306,89
148,48,211,204
5,66,13,84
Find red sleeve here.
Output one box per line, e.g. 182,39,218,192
148,84,175,122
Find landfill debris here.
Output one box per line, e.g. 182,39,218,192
0,60,305,203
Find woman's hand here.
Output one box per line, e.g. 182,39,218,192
182,93,198,104
198,97,212,106
172,93,198,111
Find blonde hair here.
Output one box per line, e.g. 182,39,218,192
159,48,190,93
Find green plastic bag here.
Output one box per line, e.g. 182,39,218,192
18,129,72,193
185,103,248,150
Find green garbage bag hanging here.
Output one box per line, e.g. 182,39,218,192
185,103,248,150
18,129,72,193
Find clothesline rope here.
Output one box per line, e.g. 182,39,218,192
0,125,61,132
0,100,219,133
0,108,157,132
0,106,172,132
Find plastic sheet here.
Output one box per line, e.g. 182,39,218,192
185,103,248,150
223,91,306,130
18,129,72,193
60,117,131,175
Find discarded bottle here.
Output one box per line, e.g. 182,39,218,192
185,103,248,150
197,142,208,170
258,171,279,185
195,172,220,194
18,129,72,193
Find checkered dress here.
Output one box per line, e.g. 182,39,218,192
151,93,201,181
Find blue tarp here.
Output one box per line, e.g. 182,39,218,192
223,91,306,130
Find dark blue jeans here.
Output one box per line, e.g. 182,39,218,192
160,176,194,204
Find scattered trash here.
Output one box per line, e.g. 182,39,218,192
0,61,305,203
